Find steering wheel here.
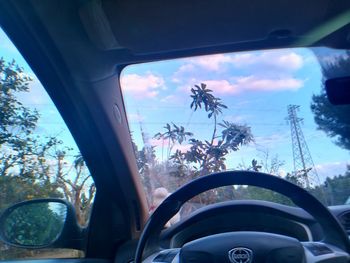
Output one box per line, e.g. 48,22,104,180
135,171,350,263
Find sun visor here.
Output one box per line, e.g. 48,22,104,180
325,77,350,105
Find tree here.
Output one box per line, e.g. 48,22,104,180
0,58,94,225
238,149,285,176
311,52,350,151
237,150,293,205
0,58,40,180
166,83,253,177
3,202,66,246
154,123,193,159
149,83,254,210
40,147,95,225
310,165,350,205
0,58,62,211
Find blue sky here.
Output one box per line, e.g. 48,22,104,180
121,48,350,182
0,27,79,157
1,26,349,185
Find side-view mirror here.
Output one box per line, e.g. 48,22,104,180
325,76,350,105
0,199,84,250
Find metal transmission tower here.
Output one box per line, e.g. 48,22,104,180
286,105,320,188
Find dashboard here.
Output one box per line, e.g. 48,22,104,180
160,200,350,248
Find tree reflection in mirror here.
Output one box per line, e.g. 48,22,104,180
3,202,67,247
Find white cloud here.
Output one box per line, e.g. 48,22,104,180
172,64,195,82
229,51,304,72
234,76,304,92
178,76,304,96
160,95,186,105
172,144,192,152
190,54,232,71
120,73,165,99
173,51,304,79
172,51,305,95
127,113,144,122
315,161,348,181
276,52,304,70
149,138,165,147
172,64,199,84
149,138,191,153
202,79,239,95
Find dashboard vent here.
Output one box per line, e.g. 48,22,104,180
339,212,350,232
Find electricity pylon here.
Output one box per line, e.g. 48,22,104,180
286,105,321,188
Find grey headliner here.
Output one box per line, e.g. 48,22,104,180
15,0,350,81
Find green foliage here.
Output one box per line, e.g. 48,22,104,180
311,52,350,151
219,120,253,151
164,83,254,178
136,81,350,209
134,83,254,205
0,58,40,179
310,167,350,205
0,175,63,211
190,83,227,118
245,186,293,206
0,58,94,226
3,202,66,246
0,59,63,212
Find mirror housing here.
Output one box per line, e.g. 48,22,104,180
325,77,350,105
0,199,84,250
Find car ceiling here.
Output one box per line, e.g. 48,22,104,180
4,0,350,81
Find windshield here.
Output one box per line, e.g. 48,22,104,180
120,47,350,219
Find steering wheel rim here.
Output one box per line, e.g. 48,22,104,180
135,171,350,262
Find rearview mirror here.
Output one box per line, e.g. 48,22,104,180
0,199,83,249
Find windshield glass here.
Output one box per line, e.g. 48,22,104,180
121,48,350,219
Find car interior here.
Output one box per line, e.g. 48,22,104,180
0,1,350,263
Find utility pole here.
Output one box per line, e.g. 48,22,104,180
286,105,321,188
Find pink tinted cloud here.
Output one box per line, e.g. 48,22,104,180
203,76,303,94
235,76,303,91
120,73,165,99
230,51,303,71
173,51,304,79
177,75,303,96
173,144,192,152
190,54,232,71
160,95,187,106
203,80,239,95
149,138,191,153
149,138,166,147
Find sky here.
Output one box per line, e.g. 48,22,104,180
120,46,350,184
0,27,79,159
1,26,349,187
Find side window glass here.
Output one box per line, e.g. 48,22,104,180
0,28,94,259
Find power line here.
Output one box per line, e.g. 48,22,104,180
127,105,284,112
129,121,292,127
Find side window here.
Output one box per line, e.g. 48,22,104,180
0,29,94,259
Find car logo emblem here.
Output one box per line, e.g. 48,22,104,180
228,247,253,263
